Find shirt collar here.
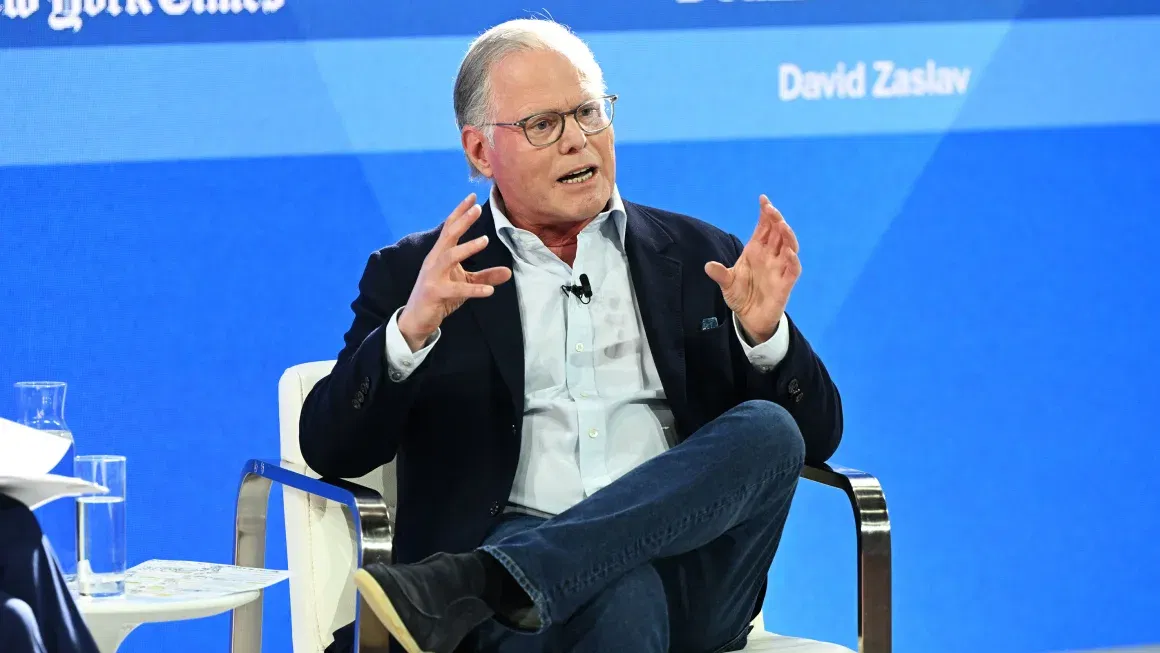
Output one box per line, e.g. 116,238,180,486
489,185,627,255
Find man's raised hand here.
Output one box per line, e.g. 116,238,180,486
397,193,512,351
704,195,801,344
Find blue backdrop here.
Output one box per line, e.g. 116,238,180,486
2,2,1158,652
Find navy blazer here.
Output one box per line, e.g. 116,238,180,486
299,199,843,568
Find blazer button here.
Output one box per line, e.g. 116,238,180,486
489,501,500,516
788,378,800,394
351,399,360,409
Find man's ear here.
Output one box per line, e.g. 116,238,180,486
461,127,494,178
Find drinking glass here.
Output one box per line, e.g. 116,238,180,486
74,455,127,597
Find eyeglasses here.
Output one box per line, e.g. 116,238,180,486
487,95,617,147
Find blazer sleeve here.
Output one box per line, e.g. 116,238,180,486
729,235,844,465
298,249,425,479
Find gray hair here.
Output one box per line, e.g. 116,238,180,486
453,18,607,178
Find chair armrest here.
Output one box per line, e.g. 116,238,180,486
802,463,891,653
229,459,393,653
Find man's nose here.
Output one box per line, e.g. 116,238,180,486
557,115,588,152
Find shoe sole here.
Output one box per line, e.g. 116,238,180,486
353,568,429,653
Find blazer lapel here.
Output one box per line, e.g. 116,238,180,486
462,203,525,415
624,203,689,421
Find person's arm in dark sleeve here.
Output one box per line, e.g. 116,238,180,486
726,235,844,465
298,249,437,479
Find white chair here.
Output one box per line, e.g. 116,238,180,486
231,361,891,653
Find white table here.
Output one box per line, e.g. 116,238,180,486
75,589,260,653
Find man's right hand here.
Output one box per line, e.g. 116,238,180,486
397,193,512,352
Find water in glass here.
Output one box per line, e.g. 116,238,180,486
76,495,127,596
74,455,127,597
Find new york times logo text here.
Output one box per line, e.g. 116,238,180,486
1,0,284,33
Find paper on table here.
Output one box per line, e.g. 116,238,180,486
0,416,71,475
125,560,290,599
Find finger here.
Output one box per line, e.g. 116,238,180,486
779,221,799,254
444,203,484,247
704,261,734,290
763,199,786,224
445,281,498,299
761,201,789,247
768,226,785,257
751,194,774,244
443,193,477,231
781,249,802,278
465,266,513,287
437,194,482,247
442,234,490,267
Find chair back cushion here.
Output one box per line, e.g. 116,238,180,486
280,360,395,653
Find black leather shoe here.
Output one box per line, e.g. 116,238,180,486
353,552,495,653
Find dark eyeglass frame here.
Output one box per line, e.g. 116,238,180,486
486,94,618,147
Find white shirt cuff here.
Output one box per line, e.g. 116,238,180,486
384,308,440,382
734,312,790,373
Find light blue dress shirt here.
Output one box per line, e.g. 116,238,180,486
383,186,790,517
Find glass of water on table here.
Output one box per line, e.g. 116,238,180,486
74,455,127,597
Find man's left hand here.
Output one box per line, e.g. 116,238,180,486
705,195,801,344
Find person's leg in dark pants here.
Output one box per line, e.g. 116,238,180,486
472,487,794,653
358,399,804,653
653,485,795,653
0,494,100,653
483,400,803,643
471,514,668,653
1,592,49,653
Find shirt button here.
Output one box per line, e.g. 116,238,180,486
588,428,599,438
402,359,412,368
580,391,590,398
575,343,584,352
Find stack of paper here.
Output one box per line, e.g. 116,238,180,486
0,417,106,509
124,560,291,600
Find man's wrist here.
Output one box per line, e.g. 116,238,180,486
739,318,778,346
396,310,434,353
736,312,790,372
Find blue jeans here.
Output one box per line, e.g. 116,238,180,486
0,494,99,653
473,399,805,653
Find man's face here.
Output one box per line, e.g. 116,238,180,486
463,48,616,227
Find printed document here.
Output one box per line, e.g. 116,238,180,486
0,417,105,509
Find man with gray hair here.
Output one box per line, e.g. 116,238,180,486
302,17,842,653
